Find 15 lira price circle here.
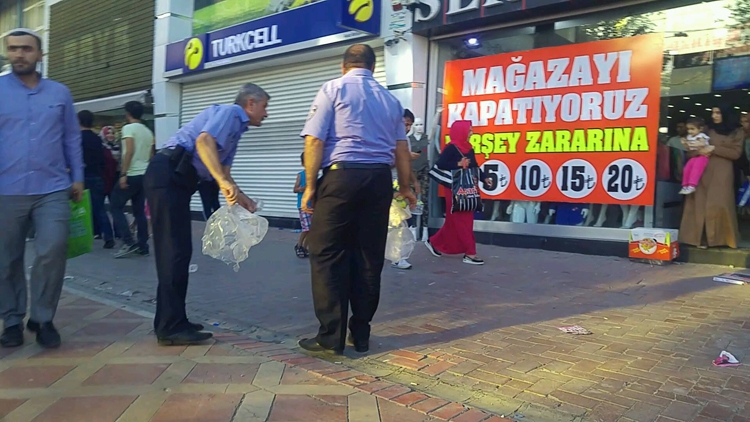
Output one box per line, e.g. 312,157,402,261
480,160,511,196
602,159,648,202
515,159,553,198
556,159,597,200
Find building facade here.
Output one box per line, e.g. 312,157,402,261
411,0,750,260
46,0,155,129
155,0,428,219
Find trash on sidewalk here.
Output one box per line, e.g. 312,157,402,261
189,264,198,273
713,351,741,367
64,276,75,281
628,228,679,265
558,325,593,335
118,290,134,297
202,205,269,272
713,272,750,285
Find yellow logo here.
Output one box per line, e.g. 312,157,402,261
184,37,204,70
348,0,373,23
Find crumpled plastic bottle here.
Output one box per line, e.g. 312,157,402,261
201,204,269,272
385,199,415,263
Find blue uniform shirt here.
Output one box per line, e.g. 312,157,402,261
163,104,249,181
0,73,83,195
300,68,407,167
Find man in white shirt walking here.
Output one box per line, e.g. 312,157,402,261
112,101,154,258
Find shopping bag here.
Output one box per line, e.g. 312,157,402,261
202,205,269,272
385,199,415,263
451,167,483,213
67,190,93,259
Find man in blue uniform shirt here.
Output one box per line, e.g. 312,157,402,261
0,29,84,349
298,44,416,355
144,83,268,346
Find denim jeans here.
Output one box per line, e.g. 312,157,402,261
110,175,148,252
85,176,113,242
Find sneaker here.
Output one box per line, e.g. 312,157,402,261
392,259,412,270
424,240,442,257
463,255,484,265
683,186,696,195
114,244,139,259
136,248,150,257
103,240,115,249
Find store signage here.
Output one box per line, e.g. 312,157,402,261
441,34,663,206
165,0,382,76
414,0,571,31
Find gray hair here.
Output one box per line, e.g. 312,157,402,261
234,83,270,106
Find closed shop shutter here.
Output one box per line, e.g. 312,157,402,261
181,48,386,218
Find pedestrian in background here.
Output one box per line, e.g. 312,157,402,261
79,110,115,249
111,101,154,258
144,83,267,346
298,44,416,355
0,29,84,349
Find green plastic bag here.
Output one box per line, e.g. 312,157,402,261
67,189,93,259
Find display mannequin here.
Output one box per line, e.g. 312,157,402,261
490,201,503,221
591,204,609,227
507,201,540,223
620,205,641,229
412,118,425,141
409,117,431,241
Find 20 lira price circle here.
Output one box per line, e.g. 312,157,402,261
602,158,648,202
480,160,511,196
556,159,597,200
515,159,553,198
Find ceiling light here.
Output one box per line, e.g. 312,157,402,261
690,114,696,117
683,96,690,100
667,116,672,119
715,94,722,97
464,37,481,49
668,104,674,108
736,106,741,110
705,108,712,111
695,103,702,106
680,110,686,113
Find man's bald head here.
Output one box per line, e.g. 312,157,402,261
342,44,376,72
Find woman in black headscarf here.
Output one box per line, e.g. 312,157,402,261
680,104,744,248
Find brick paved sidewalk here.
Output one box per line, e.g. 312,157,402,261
62,224,750,421
0,290,509,422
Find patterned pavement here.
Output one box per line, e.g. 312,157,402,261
61,223,750,421
0,290,509,422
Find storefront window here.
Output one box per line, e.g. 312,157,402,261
429,0,750,245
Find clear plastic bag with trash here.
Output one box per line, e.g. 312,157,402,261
385,198,415,263
201,204,269,272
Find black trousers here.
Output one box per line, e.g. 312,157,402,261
143,152,198,337
306,166,392,350
198,180,221,220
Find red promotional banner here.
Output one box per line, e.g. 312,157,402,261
441,34,663,206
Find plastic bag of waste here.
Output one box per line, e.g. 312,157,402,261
385,199,415,263
202,205,268,272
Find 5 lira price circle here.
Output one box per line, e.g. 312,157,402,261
477,158,648,202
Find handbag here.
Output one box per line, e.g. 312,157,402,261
451,167,484,213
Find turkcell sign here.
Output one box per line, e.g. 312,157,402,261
165,0,382,76
211,25,282,58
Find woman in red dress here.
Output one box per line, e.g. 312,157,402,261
424,120,486,265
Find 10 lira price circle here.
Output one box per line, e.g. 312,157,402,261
515,159,553,198
602,159,648,202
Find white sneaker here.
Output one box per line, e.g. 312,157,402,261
462,255,484,265
683,186,696,195
392,259,412,270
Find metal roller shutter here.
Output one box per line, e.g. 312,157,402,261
181,48,386,218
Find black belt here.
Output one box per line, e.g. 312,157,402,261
158,148,176,157
326,162,391,171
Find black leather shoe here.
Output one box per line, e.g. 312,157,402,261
158,330,213,346
0,325,23,348
36,323,61,349
298,338,343,355
26,320,40,332
347,334,369,354
188,321,205,331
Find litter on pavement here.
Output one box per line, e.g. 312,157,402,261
713,272,750,285
558,325,593,335
713,351,741,367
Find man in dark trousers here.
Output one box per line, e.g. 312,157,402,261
298,44,416,355
79,110,115,249
144,83,268,345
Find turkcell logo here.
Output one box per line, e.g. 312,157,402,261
211,25,282,59
348,0,374,22
184,38,204,70
339,0,380,35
